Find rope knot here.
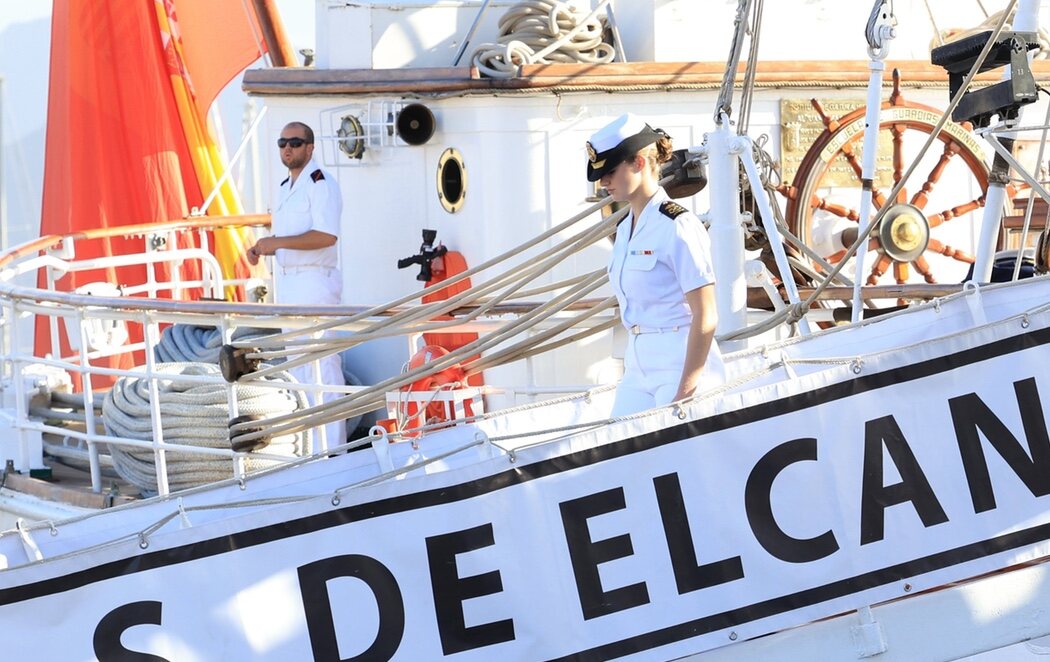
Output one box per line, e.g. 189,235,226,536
786,301,809,324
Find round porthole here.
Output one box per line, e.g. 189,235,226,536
336,114,365,160
437,148,466,214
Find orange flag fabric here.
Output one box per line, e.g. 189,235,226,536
37,0,268,386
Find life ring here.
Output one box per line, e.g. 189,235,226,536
399,345,472,435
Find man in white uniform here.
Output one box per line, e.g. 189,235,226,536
247,121,346,447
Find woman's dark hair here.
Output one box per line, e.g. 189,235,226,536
654,135,673,164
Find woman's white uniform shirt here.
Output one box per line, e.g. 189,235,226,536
608,187,725,416
271,157,346,446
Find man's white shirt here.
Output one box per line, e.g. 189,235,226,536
272,158,341,269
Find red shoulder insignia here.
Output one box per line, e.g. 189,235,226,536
310,169,325,182
659,201,688,219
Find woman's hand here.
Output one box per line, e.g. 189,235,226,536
674,284,718,403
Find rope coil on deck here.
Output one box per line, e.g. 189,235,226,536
472,0,616,78
154,324,268,364
102,363,311,494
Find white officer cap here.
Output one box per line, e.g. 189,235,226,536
585,113,664,182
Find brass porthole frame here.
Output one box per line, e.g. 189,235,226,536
437,148,467,214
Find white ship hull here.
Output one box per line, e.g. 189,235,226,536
4,277,1050,659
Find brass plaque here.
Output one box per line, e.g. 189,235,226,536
780,98,895,189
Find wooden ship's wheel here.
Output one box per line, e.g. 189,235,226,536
777,70,1000,290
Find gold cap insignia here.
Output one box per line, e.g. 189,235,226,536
586,141,598,163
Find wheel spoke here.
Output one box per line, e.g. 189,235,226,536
892,124,905,193
910,142,959,210
926,196,986,228
927,238,976,263
824,235,882,264
893,259,910,306
893,261,910,284
839,142,887,208
913,256,937,284
867,254,892,285
809,194,860,220
810,99,839,130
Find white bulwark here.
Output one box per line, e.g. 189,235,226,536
3,278,1050,659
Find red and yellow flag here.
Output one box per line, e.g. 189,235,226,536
37,0,274,385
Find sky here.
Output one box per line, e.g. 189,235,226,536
0,0,314,247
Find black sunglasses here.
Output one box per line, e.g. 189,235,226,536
277,137,310,149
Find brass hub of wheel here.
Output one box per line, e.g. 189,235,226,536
879,204,930,263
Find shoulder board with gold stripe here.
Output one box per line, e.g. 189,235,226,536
659,201,688,219
310,169,325,182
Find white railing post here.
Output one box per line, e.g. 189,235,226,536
75,308,103,493
143,313,170,495
973,0,1039,282
220,317,246,481
851,12,894,322
704,115,748,350
736,138,812,335
9,299,28,473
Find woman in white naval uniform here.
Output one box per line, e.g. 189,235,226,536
248,122,346,447
586,114,725,416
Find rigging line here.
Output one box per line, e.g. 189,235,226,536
244,213,620,376
245,175,665,350
231,271,612,441
923,0,944,47
724,0,1019,341
715,0,755,125
1011,96,1050,281
738,0,764,135
237,190,622,346
253,275,614,439
248,277,615,440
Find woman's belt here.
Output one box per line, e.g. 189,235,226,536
628,324,683,335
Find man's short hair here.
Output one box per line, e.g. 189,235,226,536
284,121,315,144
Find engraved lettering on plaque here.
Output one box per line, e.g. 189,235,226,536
780,99,896,189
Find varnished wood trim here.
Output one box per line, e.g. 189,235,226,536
242,60,1050,96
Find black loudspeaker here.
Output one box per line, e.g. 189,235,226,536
395,103,436,146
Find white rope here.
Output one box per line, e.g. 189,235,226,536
102,363,312,494
154,324,268,363
472,0,616,78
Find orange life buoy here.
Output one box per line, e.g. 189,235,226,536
399,345,472,435
422,251,484,388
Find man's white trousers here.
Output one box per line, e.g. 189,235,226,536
277,268,346,449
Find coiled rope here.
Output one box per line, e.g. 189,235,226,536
472,0,616,78
103,363,311,494
154,324,268,364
